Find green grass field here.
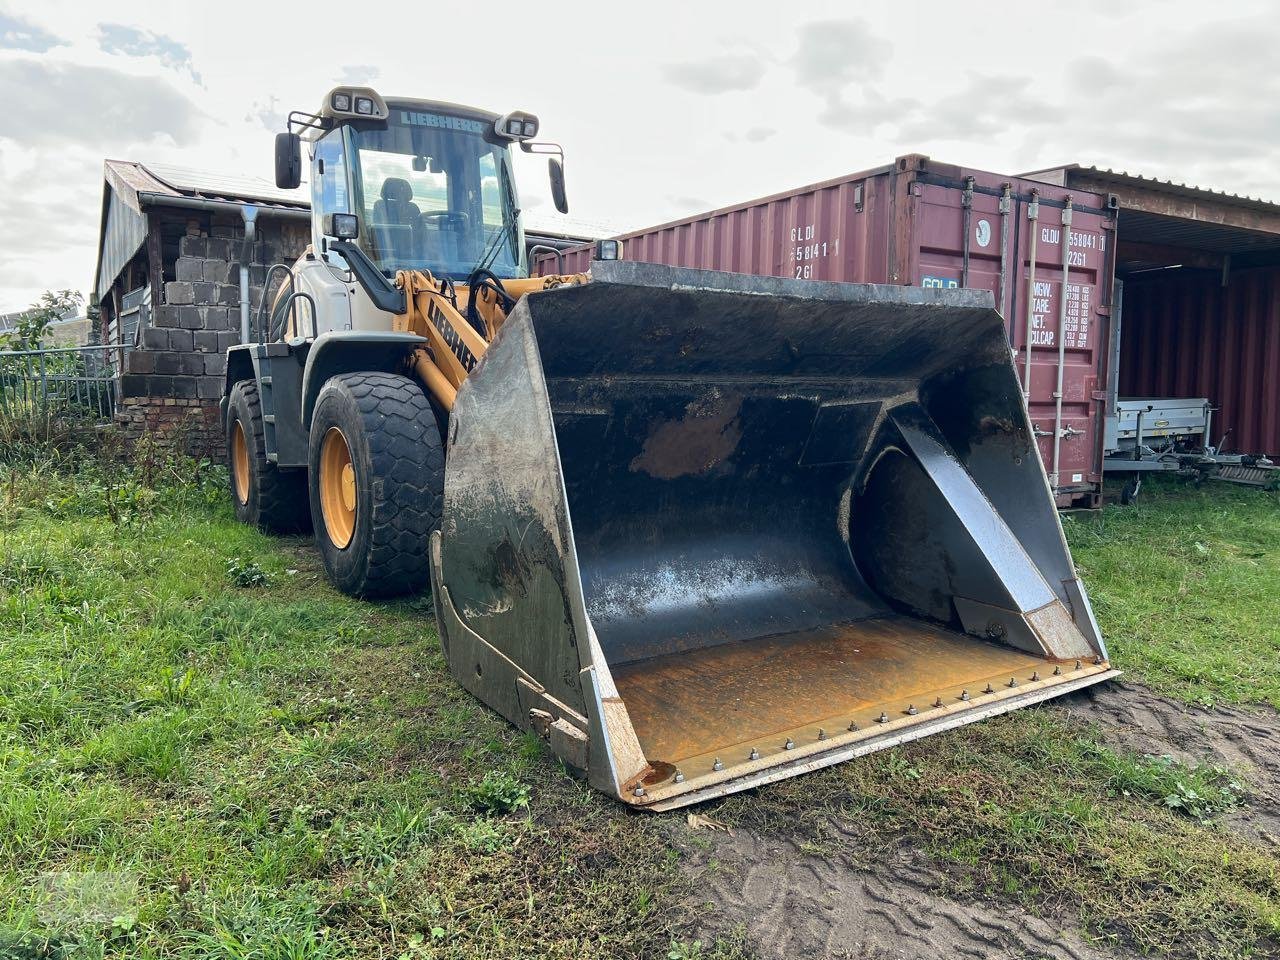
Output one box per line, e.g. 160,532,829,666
1,454,1277,959
1066,477,1280,708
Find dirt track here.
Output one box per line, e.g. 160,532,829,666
1058,680,1280,845
679,829,1119,959
677,681,1280,958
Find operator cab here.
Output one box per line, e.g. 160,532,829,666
276,86,567,287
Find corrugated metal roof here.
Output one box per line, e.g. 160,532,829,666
1023,164,1280,212
524,212,615,241
103,159,310,210
142,161,310,208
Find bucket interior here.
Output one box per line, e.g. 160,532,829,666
515,268,1099,779
551,385,1064,772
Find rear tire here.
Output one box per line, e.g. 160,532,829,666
308,372,444,598
226,380,310,533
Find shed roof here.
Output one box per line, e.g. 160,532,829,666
1024,164,1280,272
104,159,310,211
94,159,614,302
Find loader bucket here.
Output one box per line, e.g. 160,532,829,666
429,261,1117,809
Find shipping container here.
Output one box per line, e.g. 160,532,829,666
542,155,1120,507
1117,265,1280,457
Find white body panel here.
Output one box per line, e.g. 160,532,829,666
285,253,397,337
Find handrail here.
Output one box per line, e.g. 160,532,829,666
257,263,296,343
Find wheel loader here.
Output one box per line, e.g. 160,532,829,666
223,86,1118,811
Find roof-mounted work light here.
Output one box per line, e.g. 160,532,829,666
495,111,539,142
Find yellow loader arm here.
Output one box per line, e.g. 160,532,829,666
393,270,588,412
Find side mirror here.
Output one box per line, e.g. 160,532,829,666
275,132,302,190
324,213,360,239
548,157,568,214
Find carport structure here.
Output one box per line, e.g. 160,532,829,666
1027,165,1280,457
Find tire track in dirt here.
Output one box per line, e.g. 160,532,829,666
1053,681,1280,843
679,829,1124,960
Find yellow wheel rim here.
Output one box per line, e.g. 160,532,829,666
319,427,357,549
232,420,250,505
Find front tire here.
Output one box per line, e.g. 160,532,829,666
308,372,444,598
226,380,310,532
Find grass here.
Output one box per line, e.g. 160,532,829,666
1066,476,1280,708
0,452,733,960
1,451,1278,959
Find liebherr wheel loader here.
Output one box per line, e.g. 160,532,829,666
223,86,1117,810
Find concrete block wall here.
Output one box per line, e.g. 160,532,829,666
117,215,309,456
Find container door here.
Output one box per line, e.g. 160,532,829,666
907,170,1115,509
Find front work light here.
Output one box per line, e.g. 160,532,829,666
355,97,374,115
332,92,352,111
325,213,360,239
594,239,623,261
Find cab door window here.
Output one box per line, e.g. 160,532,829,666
310,131,350,261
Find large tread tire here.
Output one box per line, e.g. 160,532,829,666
226,380,310,533
308,372,444,598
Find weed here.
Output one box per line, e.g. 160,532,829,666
668,940,704,960
459,770,530,814
226,557,272,589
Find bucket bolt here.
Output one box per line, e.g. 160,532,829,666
1031,671,1040,682
933,696,943,708
674,770,685,783
634,785,646,798
847,720,859,732
877,711,889,724
784,738,795,750
1094,655,1104,665
983,683,995,694
749,747,760,761
817,728,827,741
1053,665,1062,676
712,758,724,772
960,690,970,701
907,704,918,716
1007,677,1018,688
1075,659,1082,670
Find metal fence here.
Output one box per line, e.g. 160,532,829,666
0,343,125,435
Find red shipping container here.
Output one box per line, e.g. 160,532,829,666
543,155,1120,508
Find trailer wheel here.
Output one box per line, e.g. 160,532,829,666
308,372,443,598
226,380,310,532
1120,476,1142,505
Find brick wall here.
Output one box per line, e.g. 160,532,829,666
116,214,309,456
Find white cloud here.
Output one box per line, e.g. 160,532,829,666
0,11,63,52
0,57,203,147
0,0,1276,311
663,53,768,94
97,23,201,83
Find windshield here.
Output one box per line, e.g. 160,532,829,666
348,109,525,280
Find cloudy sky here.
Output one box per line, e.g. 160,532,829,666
0,0,1276,313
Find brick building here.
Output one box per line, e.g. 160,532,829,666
91,160,606,457
92,161,311,454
